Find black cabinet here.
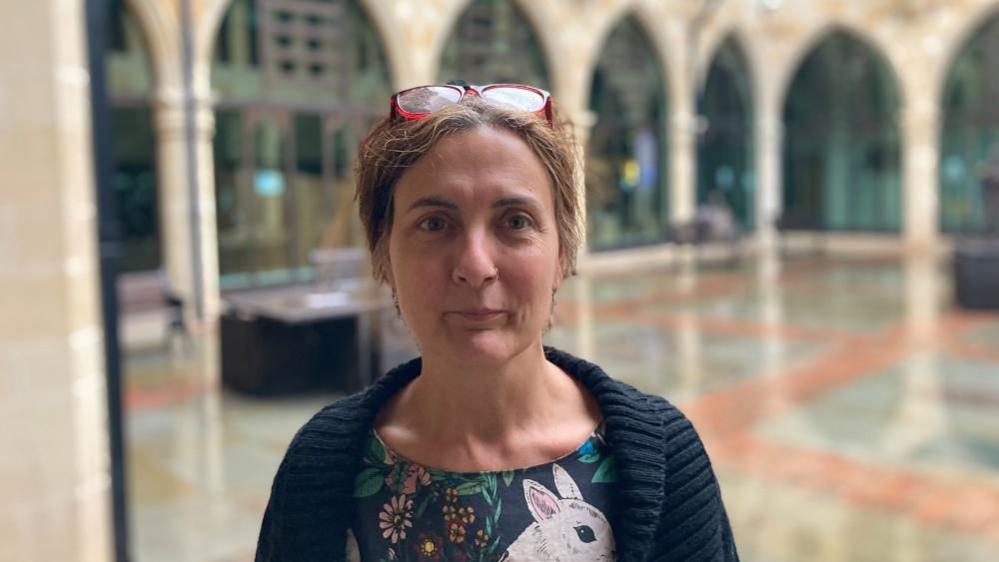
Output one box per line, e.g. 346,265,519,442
954,239,999,310
220,310,368,395
219,285,393,396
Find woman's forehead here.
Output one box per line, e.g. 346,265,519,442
394,127,554,209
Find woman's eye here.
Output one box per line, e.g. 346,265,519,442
506,214,533,230
419,216,447,232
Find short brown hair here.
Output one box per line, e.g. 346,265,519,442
355,97,582,284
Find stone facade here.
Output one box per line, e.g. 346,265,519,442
116,0,999,325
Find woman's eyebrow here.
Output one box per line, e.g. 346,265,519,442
492,196,540,209
406,196,458,212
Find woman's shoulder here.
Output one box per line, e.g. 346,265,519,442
544,347,682,415
282,357,424,457
543,348,704,459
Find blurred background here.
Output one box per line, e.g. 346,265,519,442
2,0,999,560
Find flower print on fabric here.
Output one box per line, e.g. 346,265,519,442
379,494,414,544
351,426,618,562
401,465,432,496
413,533,442,560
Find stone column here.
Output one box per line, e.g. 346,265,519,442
153,90,221,326
901,99,941,252
0,0,110,559
755,93,783,249
670,104,698,227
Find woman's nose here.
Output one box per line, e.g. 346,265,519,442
452,231,498,287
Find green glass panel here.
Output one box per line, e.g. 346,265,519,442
438,0,549,88
250,117,295,284
211,0,391,289
293,113,327,267
211,0,391,107
697,37,755,230
586,17,668,250
782,32,902,232
107,1,159,273
111,106,160,272
940,14,999,234
215,110,247,280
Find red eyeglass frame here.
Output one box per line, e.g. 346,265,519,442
389,83,553,125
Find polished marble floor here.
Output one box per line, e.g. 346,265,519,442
122,253,999,561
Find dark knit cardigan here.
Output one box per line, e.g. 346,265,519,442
255,348,739,561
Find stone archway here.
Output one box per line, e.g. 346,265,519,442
781,29,904,232
436,0,551,90
939,11,999,234
697,35,756,230
585,15,669,251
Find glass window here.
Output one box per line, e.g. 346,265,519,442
211,0,391,289
940,14,999,234
782,32,902,232
106,2,158,273
438,0,549,88
586,17,668,250
697,37,755,230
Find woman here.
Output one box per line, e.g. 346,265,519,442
256,84,738,562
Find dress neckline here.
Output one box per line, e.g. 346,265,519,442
368,420,607,476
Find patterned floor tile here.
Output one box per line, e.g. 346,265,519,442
122,254,999,561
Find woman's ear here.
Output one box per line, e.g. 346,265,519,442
375,239,393,287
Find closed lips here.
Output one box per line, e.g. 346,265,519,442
453,309,504,318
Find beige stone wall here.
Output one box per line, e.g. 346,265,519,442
0,0,111,560
124,0,999,319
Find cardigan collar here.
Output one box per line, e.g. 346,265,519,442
351,347,667,562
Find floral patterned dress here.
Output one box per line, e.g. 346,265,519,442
349,423,618,562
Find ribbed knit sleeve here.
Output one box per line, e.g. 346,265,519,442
254,453,287,562
255,401,361,562
648,401,739,561
255,359,423,562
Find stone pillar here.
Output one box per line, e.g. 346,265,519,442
153,90,221,326
0,0,111,559
191,96,221,323
670,105,698,226
901,100,941,252
755,95,783,249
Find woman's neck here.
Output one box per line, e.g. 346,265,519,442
376,343,601,471
413,343,564,438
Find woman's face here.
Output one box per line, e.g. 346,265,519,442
387,126,562,366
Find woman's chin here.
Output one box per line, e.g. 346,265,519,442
441,330,530,365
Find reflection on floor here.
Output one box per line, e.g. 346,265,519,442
124,254,999,561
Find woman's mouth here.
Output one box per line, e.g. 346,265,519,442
452,309,505,322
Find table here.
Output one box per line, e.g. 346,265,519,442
220,283,393,395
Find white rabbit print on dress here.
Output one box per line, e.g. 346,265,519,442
502,463,616,561
351,425,617,562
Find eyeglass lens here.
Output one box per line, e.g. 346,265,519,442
481,86,546,112
397,86,463,114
